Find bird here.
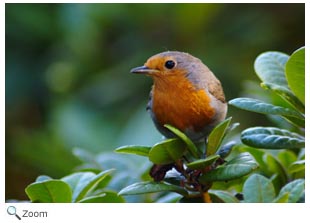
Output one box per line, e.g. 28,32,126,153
130,51,227,143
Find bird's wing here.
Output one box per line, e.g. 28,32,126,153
207,78,226,103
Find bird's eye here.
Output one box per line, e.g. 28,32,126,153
164,60,176,69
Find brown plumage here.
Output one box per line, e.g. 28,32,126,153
131,51,227,142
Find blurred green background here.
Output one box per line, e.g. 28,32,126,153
5,3,305,200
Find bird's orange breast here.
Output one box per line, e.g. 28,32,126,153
152,75,215,132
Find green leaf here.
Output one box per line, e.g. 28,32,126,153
114,145,151,157
273,192,290,203
228,98,304,119
209,190,239,203
277,150,297,169
149,138,186,164
238,145,272,176
241,127,305,149
216,141,236,158
243,174,275,203
286,47,305,105
35,175,53,183
261,82,304,114
254,51,289,88
263,153,287,191
199,152,258,182
254,51,304,113
155,193,182,203
186,154,220,170
164,124,200,158
281,116,305,128
206,117,232,156
298,149,305,160
118,181,188,196
78,192,125,203
264,153,287,179
25,180,72,203
288,160,305,174
62,170,113,202
225,122,240,134
277,179,305,203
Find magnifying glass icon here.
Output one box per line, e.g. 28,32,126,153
7,206,21,220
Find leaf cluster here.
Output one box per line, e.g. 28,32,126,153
116,118,258,202
25,170,124,203
229,47,305,202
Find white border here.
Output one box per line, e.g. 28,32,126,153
2,1,308,223
2,0,309,3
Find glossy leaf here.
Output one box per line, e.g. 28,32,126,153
149,138,186,164
209,190,239,203
216,141,236,158
298,149,305,160
263,153,287,190
254,51,289,86
114,145,151,157
118,181,188,196
25,180,72,203
35,175,52,183
288,160,305,174
156,193,182,203
62,169,114,202
78,192,125,203
228,98,304,119
277,179,305,203
206,117,232,156
199,153,258,182
241,127,305,149
281,116,305,128
286,47,305,104
243,174,275,203
186,154,220,170
277,150,297,169
261,82,304,114
273,192,290,203
238,145,272,176
225,122,240,134
254,51,304,113
164,124,200,158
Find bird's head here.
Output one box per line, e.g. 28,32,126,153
130,51,203,80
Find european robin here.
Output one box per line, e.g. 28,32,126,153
131,51,227,143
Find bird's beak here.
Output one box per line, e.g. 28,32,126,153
130,65,159,75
